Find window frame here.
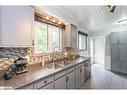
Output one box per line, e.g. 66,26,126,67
34,21,63,55
78,31,88,51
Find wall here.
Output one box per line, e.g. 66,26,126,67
93,36,105,65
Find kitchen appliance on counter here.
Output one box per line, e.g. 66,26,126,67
64,47,79,60
4,57,28,80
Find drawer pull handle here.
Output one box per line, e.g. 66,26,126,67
44,81,47,83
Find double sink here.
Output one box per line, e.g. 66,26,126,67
44,61,71,70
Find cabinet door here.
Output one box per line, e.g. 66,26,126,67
119,45,127,73
118,31,127,44
0,6,34,46
41,82,54,89
80,66,85,85
19,83,34,89
71,24,77,49
75,68,81,89
111,32,118,44
66,70,75,89
54,76,66,89
88,62,91,78
111,45,121,72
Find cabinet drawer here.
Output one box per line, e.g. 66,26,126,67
76,64,80,69
19,83,34,89
67,66,75,73
80,62,85,67
34,75,54,89
54,70,66,80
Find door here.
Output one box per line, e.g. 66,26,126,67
66,70,75,89
54,76,66,89
41,82,54,89
75,68,81,88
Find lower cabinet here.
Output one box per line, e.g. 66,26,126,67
40,82,54,89
85,60,91,80
66,70,75,89
75,67,81,88
19,83,34,89
80,65,85,85
54,75,66,89
18,59,91,89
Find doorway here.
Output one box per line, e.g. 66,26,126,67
90,36,105,66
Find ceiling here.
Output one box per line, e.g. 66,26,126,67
57,6,127,32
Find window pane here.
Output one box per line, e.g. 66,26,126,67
79,34,87,50
53,26,60,50
35,22,47,53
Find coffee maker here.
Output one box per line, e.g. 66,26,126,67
4,57,28,80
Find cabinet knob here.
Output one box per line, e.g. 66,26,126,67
44,80,47,83
66,76,69,81
80,68,82,72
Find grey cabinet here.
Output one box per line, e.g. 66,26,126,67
119,45,127,73
65,24,77,49
80,65,85,85
40,82,54,89
19,83,34,89
18,59,91,89
111,32,118,44
118,32,127,44
34,75,54,89
111,45,120,72
85,60,91,80
75,67,81,88
0,6,34,46
66,70,75,89
54,75,66,89
111,31,127,74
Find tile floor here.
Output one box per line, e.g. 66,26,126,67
81,64,127,89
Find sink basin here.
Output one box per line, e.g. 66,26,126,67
44,63,62,70
56,61,71,66
45,61,71,70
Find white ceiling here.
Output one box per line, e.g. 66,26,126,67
57,6,127,32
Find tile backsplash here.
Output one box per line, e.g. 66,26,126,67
0,47,66,70
0,48,28,70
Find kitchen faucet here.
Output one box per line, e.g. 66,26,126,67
52,46,60,69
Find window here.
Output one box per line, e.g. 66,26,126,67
35,21,62,54
78,31,88,51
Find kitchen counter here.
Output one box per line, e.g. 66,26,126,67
0,57,90,89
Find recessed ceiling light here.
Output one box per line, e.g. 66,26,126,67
58,21,61,24
46,16,49,20
118,19,127,25
53,19,55,22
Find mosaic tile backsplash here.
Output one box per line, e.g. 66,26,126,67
0,48,28,70
0,47,66,71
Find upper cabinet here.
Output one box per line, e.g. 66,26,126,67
65,24,78,49
0,6,34,47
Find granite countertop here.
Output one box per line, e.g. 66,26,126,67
0,57,90,89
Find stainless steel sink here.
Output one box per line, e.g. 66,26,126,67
44,63,62,70
45,61,71,70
